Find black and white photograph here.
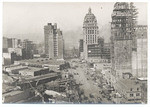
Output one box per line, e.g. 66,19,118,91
1,0,149,105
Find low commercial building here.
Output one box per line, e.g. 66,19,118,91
5,65,28,74
18,73,59,90
137,78,147,103
14,58,65,71
3,64,20,71
2,90,34,103
114,79,142,104
19,67,50,77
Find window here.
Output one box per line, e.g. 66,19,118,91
136,93,140,96
137,88,139,91
130,88,133,91
130,94,133,97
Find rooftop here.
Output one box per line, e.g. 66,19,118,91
6,65,28,71
18,72,58,83
16,58,65,65
84,8,97,25
3,90,23,97
19,67,49,73
117,79,141,90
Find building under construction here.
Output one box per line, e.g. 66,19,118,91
111,2,136,78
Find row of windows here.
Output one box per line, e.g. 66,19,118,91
83,24,97,27
86,35,97,43
87,27,97,29
86,35,96,38
86,41,96,44
88,55,102,57
113,10,129,15
88,46,101,49
88,52,101,54
130,93,140,97
111,23,132,28
130,88,140,91
88,49,101,51
88,55,110,58
86,30,97,34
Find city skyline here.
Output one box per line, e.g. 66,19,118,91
2,2,148,104
3,2,147,49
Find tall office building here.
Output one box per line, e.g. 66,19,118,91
83,8,99,60
44,23,64,59
111,2,135,77
82,8,111,62
132,25,147,78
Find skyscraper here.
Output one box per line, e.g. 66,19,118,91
44,23,64,59
82,8,111,62
111,2,135,77
83,8,99,60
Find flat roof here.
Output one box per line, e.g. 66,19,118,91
17,58,65,65
19,67,49,73
7,65,28,71
18,73,58,83
3,64,20,68
3,90,23,97
117,79,141,90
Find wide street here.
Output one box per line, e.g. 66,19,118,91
68,59,112,103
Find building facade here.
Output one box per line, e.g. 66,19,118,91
83,8,99,60
82,8,111,62
111,2,135,78
3,37,21,49
79,39,84,59
3,37,23,65
132,25,147,78
114,79,142,104
44,23,64,59
22,39,34,59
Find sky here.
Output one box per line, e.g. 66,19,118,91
3,2,148,49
